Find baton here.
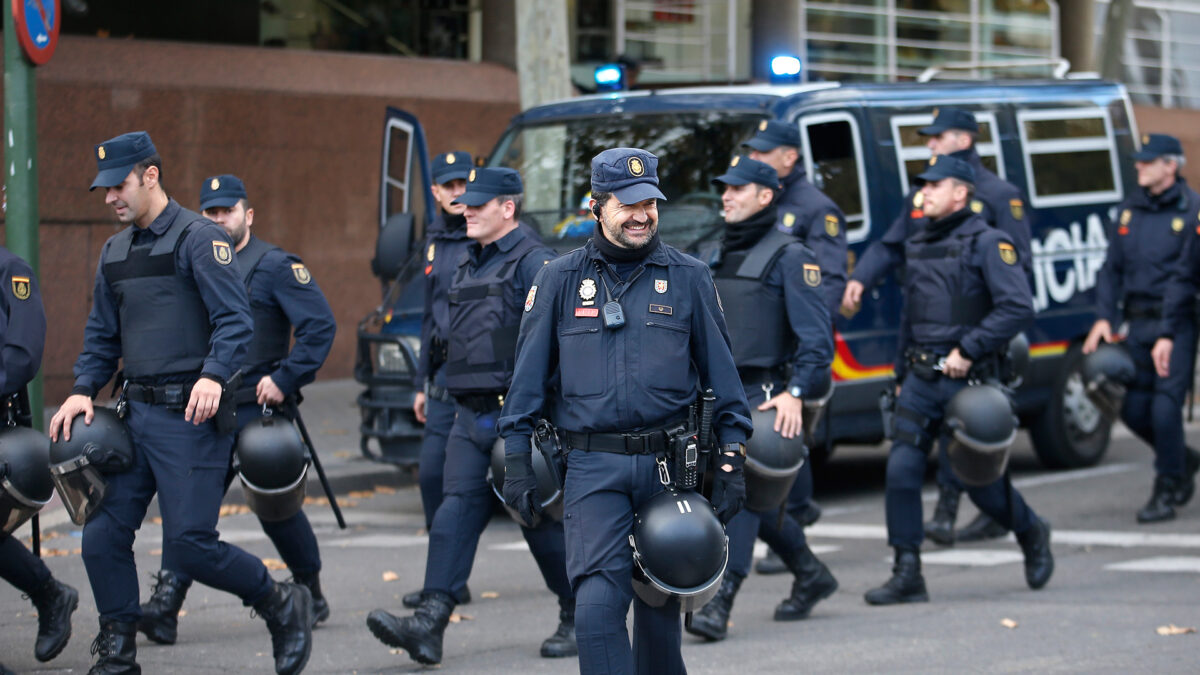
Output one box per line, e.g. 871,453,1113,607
32,513,41,558
11,389,41,556
287,400,347,529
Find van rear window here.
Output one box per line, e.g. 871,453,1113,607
889,112,1004,195
1017,108,1122,207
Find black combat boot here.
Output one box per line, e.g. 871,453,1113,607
540,598,578,658
88,619,140,675
137,571,191,645
775,545,838,620
254,581,314,675
864,548,929,606
402,583,471,609
28,576,79,662
685,574,742,641
1016,517,1054,590
954,512,1008,542
923,485,961,546
1137,475,1179,524
366,591,454,665
292,570,330,626
1173,447,1200,506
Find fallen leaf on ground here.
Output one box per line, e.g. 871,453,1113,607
218,504,251,517
1156,624,1196,636
448,613,473,623
261,558,288,570
333,450,352,459
374,486,396,494
382,571,399,582
480,592,499,599
149,549,162,556
178,610,187,618
348,490,375,499
1000,618,1018,629
150,517,163,525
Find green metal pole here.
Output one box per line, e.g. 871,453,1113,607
4,2,45,431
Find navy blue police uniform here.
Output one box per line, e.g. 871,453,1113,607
367,167,574,665
150,175,337,625
500,149,752,675
868,156,1050,604
1097,134,1200,513
415,151,474,533
689,156,836,638
71,134,311,670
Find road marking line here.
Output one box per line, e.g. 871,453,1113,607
1105,557,1200,573
921,549,1024,566
331,534,430,548
751,542,840,559
808,523,1200,549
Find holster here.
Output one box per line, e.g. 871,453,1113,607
908,350,942,382
879,388,897,439
214,371,243,435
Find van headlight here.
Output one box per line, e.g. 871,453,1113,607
376,336,421,374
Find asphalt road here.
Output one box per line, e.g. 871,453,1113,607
3,380,1199,673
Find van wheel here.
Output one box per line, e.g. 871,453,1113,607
1028,344,1112,468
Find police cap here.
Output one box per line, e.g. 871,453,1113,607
1133,133,1184,161
591,148,667,204
918,107,979,136
199,174,248,211
742,120,800,152
915,154,976,186
432,151,473,184
712,155,780,191
453,167,523,206
91,131,157,190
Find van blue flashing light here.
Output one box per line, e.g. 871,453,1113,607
594,63,626,91
770,55,801,84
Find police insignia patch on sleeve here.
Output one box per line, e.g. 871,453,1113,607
11,276,31,300
1009,199,1024,220
782,212,797,229
970,199,984,214
525,285,538,312
1172,217,1185,233
1120,209,1132,226
212,240,232,265
824,213,839,236
998,242,1017,265
913,191,924,207
427,243,436,262
291,263,312,284
803,263,821,287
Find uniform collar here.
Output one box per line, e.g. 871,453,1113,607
949,147,982,170
468,224,524,262
1138,177,1190,212
584,236,670,267
782,165,806,189
146,198,181,235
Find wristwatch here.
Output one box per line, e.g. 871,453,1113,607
788,385,803,399
721,442,747,457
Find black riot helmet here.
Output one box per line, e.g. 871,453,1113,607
801,368,835,446
744,408,807,512
1002,333,1031,387
629,488,728,613
0,426,54,535
1080,342,1136,419
236,413,309,522
489,421,564,527
49,407,133,526
944,384,1018,487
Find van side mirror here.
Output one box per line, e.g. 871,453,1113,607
372,212,414,279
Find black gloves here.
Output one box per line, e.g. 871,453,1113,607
503,451,542,528
709,451,746,524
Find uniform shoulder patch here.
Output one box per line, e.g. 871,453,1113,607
782,212,797,229
824,213,839,237
998,242,1017,265
970,199,984,214
1172,217,1185,233
11,276,31,300
1009,198,1024,220
427,242,436,262
291,263,312,284
803,263,822,287
524,285,538,312
1120,209,1132,226
212,240,232,265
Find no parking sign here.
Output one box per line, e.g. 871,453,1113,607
12,0,60,66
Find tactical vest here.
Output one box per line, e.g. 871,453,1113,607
903,225,992,349
102,215,213,379
237,237,291,371
444,235,543,394
713,229,794,369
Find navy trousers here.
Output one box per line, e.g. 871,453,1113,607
422,405,572,604
886,374,1037,549
82,401,272,623
564,448,685,675
0,533,51,594
418,368,457,531
1122,318,1196,478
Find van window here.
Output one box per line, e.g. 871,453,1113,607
1016,107,1122,208
799,113,870,243
382,117,428,237
890,112,1004,195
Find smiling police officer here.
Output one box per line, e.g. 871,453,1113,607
0,248,80,669
366,167,575,665
685,156,836,642
864,155,1052,606
1089,134,1200,523
136,174,337,645
499,148,752,675
49,132,312,675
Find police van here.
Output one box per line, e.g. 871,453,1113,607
357,74,1136,471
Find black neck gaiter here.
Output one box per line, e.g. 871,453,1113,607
722,204,778,253
592,221,661,263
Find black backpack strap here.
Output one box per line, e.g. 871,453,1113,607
103,227,137,264
736,228,796,280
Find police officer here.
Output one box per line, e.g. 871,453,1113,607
864,155,1052,606
743,119,845,568
136,174,337,645
49,132,312,675
0,247,80,669
685,156,837,642
499,148,752,675
366,167,576,665
843,107,1033,545
404,151,475,608
1088,134,1200,523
